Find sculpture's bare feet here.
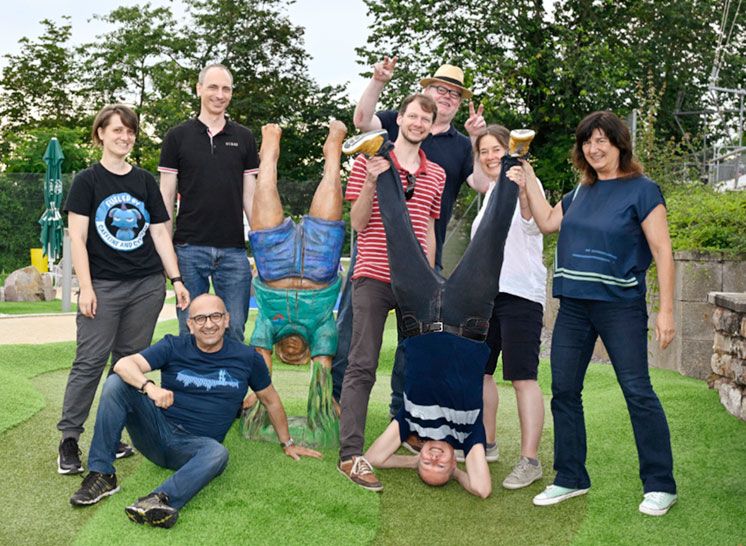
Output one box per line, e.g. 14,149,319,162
260,123,282,163
323,120,347,159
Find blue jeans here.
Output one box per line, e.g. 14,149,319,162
550,296,676,494
175,244,251,342
88,376,229,509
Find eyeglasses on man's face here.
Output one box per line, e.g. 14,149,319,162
189,312,226,326
430,84,462,100
405,173,416,201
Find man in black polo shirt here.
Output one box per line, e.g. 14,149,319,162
159,63,258,342
332,57,491,419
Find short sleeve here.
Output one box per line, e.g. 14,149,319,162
248,351,272,393
460,140,474,180
143,171,170,224
560,187,578,215
64,170,94,216
158,128,180,173
139,335,176,371
243,130,259,174
344,155,368,201
376,110,399,141
636,179,665,222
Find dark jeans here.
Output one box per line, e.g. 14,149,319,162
88,375,230,509
376,154,519,328
550,296,676,494
175,244,252,342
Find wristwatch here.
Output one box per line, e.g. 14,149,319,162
280,438,295,449
169,276,184,285
139,379,155,394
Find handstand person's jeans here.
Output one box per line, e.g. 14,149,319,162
376,155,520,326
88,375,229,509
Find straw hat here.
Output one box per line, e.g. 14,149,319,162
419,64,472,99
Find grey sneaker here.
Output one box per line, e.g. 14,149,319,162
639,491,677,516
502,457,542,489
455,442,497,463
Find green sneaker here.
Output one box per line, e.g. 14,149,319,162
533,484,589,506
639,492,677,516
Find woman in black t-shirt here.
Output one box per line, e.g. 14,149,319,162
56,105,190,475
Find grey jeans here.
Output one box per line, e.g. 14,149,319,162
57,273,165,439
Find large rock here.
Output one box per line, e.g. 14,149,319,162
3,266,52,302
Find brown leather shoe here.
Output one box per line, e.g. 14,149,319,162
337,456,383,492
402,433,427,454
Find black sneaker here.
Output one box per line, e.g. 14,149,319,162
115,442,134,459
70,472,119,506
125,492,179,528
58,437,83,475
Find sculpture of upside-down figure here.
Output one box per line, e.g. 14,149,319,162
242,121,347,448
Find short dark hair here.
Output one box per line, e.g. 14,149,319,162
473,124,510,159
572,111,643,184
91,104,139,146
398,93,438,123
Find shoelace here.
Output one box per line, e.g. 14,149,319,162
644,492,668,504
351,456,375,476
81,473,110,494
61,439,81,459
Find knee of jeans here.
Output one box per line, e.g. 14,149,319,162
101,374,129,399
205,442,229,475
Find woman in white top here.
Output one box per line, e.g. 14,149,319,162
470,125,546,489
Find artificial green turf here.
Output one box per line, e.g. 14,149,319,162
0,300,77,314
1,316,745,545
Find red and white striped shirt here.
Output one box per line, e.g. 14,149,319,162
345,149,445,284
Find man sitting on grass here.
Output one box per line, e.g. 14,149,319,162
340,129,520,497
68,293,320,528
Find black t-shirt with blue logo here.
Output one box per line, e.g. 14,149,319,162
141,334,272,442
64,163,170,280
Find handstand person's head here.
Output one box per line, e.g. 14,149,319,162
275,334,311,365
417,440,456,486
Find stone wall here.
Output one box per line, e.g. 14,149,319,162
707,292,746,421
544,251,746,378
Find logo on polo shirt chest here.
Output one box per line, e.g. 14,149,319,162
225,141,239,147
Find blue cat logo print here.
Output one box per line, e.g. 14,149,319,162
95,192,150,251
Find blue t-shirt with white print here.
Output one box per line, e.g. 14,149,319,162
553,175,665,302
140,334,271,442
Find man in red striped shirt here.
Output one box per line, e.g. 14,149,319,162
337,94,446,491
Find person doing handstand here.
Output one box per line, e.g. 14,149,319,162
338,129,521,496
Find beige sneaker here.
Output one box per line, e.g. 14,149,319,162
337,456,383,492
342,129,389,157
502,457,543,489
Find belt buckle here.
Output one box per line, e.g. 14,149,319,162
430,321,444,333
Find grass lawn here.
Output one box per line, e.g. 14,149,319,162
0,315,744,545
0,299,77,315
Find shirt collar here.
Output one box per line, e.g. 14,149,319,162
389,147,429,177
193,116,234,136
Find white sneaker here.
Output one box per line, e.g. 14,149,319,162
455,442,497,463
502,457,542,489
639,492,677,516
533,484,589,506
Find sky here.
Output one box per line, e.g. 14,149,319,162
0,0,372,100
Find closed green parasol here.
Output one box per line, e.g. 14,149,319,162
39,137,65,264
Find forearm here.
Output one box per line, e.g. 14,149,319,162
524,176,558,233
70,237,93,290
243,173,256,230
159,173,178,235
453,468,481,496
518,189,532,220
264,398,292,444
113,356,151,389
468,163,492,194
350,183,376,231
426,219,436,268
150,224,181,279
654,243,675,314
353,79,386,131
375,453,419,469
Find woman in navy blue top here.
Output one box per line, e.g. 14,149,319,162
513,111,678,516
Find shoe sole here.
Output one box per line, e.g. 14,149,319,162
337,464,383,492
401,442,420,455
115,449,135,459
57,455,83,475
502,472,543,490
455,450,497,463
70,485,120,506
639,498,676,516
533,487,589,506
342,131,388,156
125,506,178,528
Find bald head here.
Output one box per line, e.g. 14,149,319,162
188,294,227,318
417,440,456,486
